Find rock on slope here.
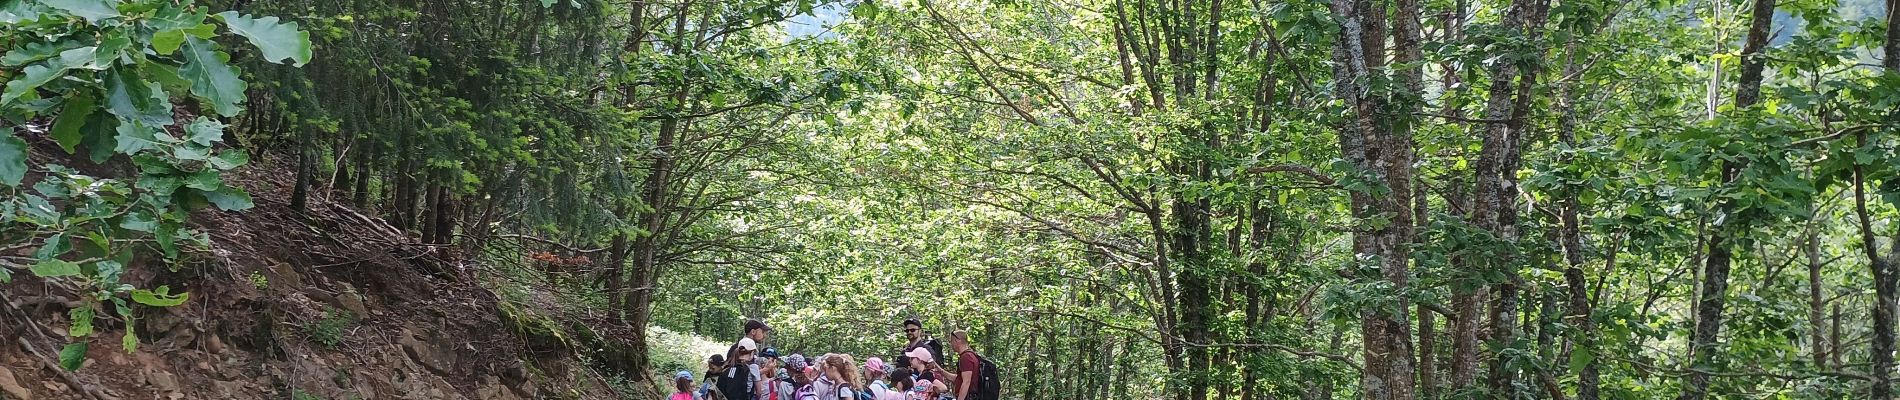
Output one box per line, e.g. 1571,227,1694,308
0,152,632,400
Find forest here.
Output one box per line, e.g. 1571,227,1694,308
2,0,1899,398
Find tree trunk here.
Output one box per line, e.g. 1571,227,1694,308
432,185,454,245
1330,0,1418,396
332,138,352,200
1678,0,1772,397
1471,0,1548,394
1854,129,1894,399
352,147,370,207
1876,5,1900,396
1555,33,1601,400
606,204,632,321
290,134,313,213
1808,226,1827,369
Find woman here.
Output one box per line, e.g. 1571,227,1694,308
718,339,760,400
822,354,864,399
902,348,952,400
863,358,902,400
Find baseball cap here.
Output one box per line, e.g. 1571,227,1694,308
676,370,693,380
865,357,889,374
737,338,758,352
762,347,780,358
785,354,809,370
904,347,934,363
745,319,772,333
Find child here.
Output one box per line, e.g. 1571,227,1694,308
672,371,698,400
793,366,820,400
888,367,917,400
863,358,902,400
702,355,727,400
822,354,863,399
902,348,950,400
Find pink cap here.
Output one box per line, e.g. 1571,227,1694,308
904,347,934,363
865,357,888,372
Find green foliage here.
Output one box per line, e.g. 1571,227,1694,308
1,0,309,370
305,308,354,348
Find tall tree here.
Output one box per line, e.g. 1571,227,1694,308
1678,0,1775,397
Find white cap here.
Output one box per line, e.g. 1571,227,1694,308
737,338,758,352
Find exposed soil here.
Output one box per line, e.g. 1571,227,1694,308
0,147,635,400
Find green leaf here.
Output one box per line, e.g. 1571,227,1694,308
2,40,78,67
140,58,189,89
154,223,178,258
209,150,249,170
105,69,173,126
119,210,157,232
93,34,129,67
34,233,70,259
113,122,162,155
0,135,25,186
0,267,10,283
215,12,313,67
184,169,221,191
131,286,189,307
50,94,98,154
3,61,71,105
151,30,187,56
173,145,210,161
68,307,94,337
41,0,119,22
184,118,224,146
57,342,87,371
178,37,246,117
203,187,254,211
30,259,82,278
121,323,138,353
79,111,117,163
1568,345,1594,372
149,24,217,56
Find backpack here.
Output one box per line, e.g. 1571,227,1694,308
960,351,1002,400
795,383,819,400
716,365,755,400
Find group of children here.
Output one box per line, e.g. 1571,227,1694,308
667,320,975,400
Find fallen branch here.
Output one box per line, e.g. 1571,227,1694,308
0,293,108,400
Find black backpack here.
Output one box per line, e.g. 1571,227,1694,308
961,351,1002,400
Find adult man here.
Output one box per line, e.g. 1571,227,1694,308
897,318,943,379
744,319,772,344
948,331,985,400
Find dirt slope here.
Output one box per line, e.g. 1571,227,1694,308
0,150,633,400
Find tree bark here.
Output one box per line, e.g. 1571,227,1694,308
1471,0,1547,392
1854,128,1894,399
1808,225,1827,369
1555,32,1601,400
1330,0,1418,396
1678,0,1773,397
290,134,313,213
